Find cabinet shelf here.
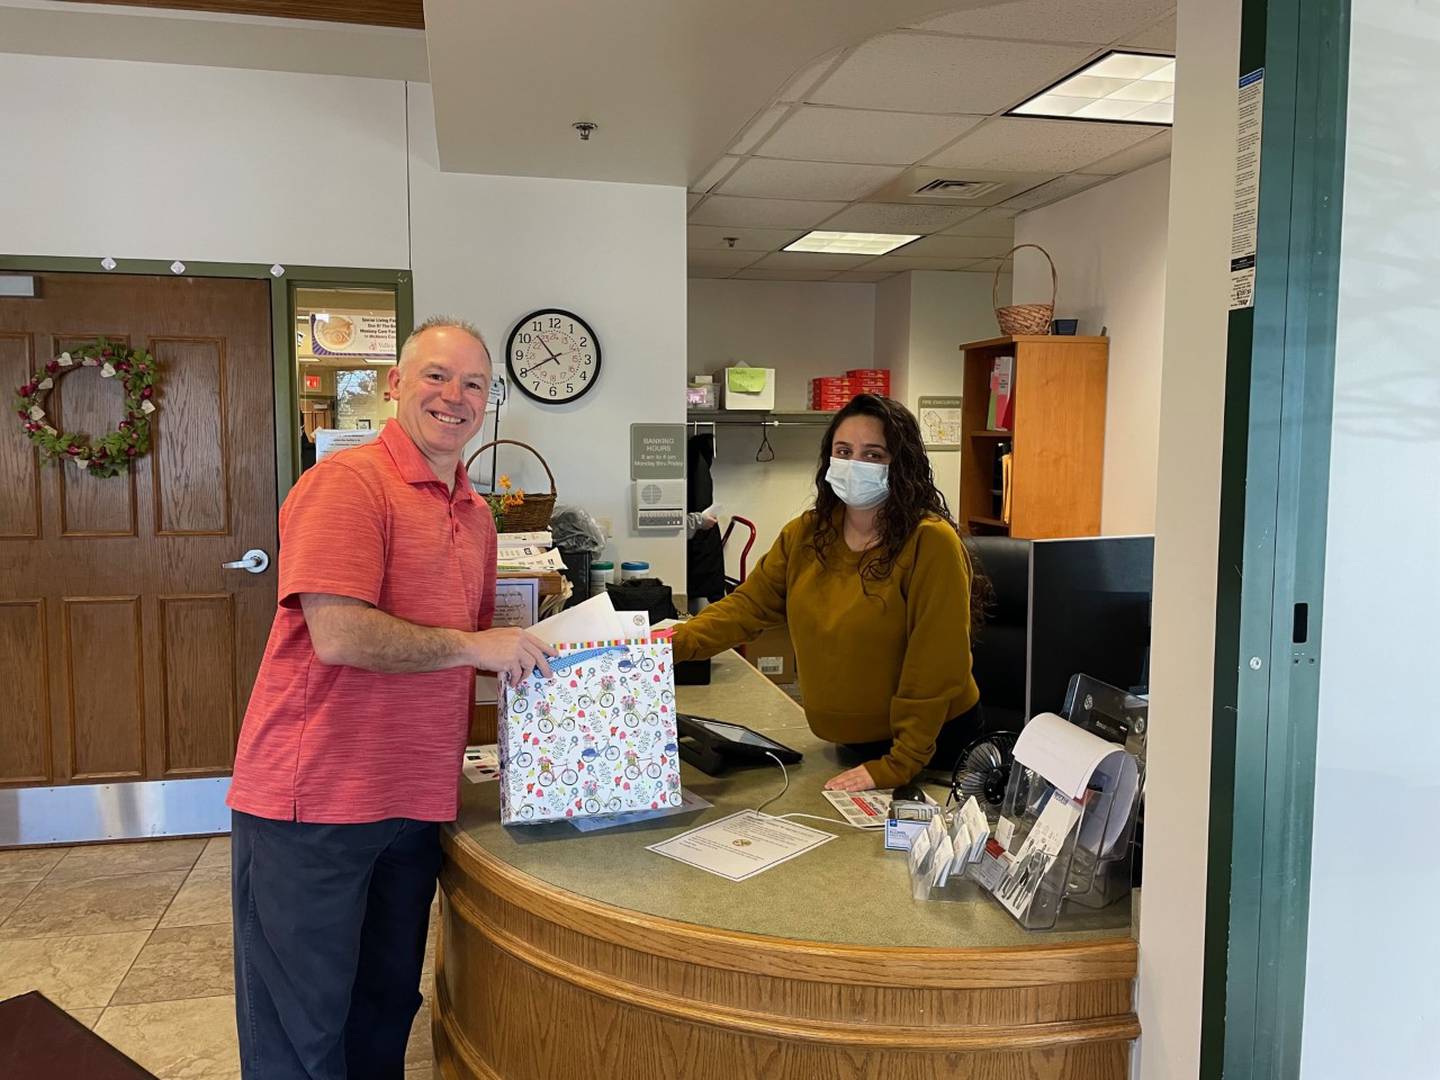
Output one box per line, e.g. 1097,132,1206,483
687,409,835,427
958,336,1108,540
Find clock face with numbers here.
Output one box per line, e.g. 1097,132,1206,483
505,308,602,405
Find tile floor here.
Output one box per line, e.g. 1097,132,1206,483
0,836,437,1079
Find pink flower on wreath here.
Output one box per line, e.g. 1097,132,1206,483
45,361,59,374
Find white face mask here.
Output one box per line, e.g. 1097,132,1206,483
826,457,889,509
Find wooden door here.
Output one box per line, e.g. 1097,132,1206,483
0,273,277,787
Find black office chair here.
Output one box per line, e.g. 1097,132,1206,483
963,535,1030,734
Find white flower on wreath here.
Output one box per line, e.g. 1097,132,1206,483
37,377,53,390
100,362,117,378
82,357,99,367
42,425,56,436
57,352,73,367
140,400,156,415
76,459,91,470
27,405,45,421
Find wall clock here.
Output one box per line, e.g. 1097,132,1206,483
505,308,601,405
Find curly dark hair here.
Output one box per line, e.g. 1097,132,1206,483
809,394,991,634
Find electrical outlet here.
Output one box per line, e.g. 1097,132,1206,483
596,515,613,538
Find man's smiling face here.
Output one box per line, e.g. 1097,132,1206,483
388,326,491,474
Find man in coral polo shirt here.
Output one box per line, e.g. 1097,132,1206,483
227,317,556,1080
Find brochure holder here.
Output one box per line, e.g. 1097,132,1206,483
981,695,1141,930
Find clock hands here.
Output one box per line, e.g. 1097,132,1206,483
534,334,560,362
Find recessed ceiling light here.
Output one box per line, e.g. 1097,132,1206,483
1009,51,1175,126
783,231,920,256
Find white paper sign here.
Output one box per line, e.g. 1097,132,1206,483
647,810,835,882
1229,68,1264,311
315,428,380,461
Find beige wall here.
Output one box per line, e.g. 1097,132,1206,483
1136,0,1240,1075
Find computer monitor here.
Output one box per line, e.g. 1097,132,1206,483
1025,536,1154,721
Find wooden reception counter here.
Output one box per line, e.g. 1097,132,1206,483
435,652,1138,1080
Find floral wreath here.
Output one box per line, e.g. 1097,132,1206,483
13,338,158,479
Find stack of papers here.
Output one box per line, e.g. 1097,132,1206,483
474,593,651,705
497,531,567,572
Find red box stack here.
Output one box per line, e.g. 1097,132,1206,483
810,376,857,411
846,368,892,397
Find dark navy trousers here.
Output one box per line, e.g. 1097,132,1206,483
231,810,440,1080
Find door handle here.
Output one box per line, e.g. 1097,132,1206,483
222,549,270,574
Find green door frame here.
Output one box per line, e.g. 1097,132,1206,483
1200,0,1350,1076
0,256,414,506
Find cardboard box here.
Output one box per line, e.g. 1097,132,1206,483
743,624,798,685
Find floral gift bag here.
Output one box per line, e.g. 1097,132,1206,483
497,640,683,824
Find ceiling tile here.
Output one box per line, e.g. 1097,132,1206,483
688,249,765,268
927,117,1162,173
688,196,849,229
860,255,986,273
687,193,702,210
756,107,983,166
691,155,741,192
896,234,1016,259
939,208,1018,237
808,33,1092,115
753,252,873,271
717,158,900,201
911,0,1175,47
832,271,897,282
778,50,845,102
688,267,738,279
1082,129,1172,174
731,105,793,155
1123,12,1178,51
731,269,841,281
817,202,981,233
1002,173,1110,211
687,225,805,251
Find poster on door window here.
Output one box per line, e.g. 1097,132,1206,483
308,312,398,358
1229,68,1264,311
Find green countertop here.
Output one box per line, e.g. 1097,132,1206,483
450,651,1134,950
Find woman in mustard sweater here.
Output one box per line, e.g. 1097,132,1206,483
671,394,983,793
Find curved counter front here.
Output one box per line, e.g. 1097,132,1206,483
436,652,1138,1080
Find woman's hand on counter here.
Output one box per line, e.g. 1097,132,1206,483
473,628,558,687
823,764,877,792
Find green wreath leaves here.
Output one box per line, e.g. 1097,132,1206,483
13,338,158,479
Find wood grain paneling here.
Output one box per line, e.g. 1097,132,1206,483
158,594,237,775
63,597,145,780
1,273,278,787
0,600,52,785
435,834,1138,1080
0,332,42,539
52,334,138,538
1011,341,1107,540
53,0,424,28
150,338,230,536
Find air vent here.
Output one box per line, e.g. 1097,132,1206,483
911,179,1002,200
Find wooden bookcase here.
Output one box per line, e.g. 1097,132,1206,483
958,335,1108,540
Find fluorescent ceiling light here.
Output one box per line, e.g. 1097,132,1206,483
784,231,920,256
1009,51,1175,126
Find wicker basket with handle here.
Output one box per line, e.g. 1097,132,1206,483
994,243,1058,336
465,439,557,533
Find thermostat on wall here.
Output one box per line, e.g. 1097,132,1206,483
632,479,685,531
